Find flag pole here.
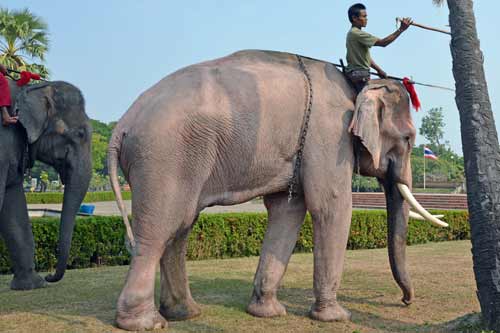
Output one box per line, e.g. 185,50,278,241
423,147,426,190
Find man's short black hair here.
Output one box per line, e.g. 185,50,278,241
348,3,366,23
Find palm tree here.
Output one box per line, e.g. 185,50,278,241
0,7,49,77
433,0,500,331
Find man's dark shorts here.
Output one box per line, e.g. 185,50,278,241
346,69,370,93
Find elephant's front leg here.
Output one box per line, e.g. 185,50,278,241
308,191,353,322
247,192,306,317
0,184,46,290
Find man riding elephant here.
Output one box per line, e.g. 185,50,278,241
345,3,413,92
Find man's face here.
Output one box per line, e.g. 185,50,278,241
352,9,368,28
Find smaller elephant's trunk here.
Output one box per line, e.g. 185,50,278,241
45,164,91,283
383,164,414,305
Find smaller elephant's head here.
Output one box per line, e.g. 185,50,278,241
14,81,92,283
349,79,447,306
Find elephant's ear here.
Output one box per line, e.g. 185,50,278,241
348,83,390,169
17,84,55,144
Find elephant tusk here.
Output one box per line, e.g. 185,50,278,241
409,211,444,221
397,183,448,227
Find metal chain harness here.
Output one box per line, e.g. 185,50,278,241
288,55,313,202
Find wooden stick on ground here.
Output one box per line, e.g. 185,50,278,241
397,17,451,35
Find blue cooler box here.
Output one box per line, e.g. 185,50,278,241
79,204,95,215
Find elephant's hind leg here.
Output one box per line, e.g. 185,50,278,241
114,180,183,330
247,192,306,318
159,218,201,321
115,239,167,331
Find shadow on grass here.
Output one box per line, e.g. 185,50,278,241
188,276,457,333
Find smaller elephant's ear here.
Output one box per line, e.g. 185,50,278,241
17,84,54,144
348,85,387,169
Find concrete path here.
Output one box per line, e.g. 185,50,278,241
28,200,266,216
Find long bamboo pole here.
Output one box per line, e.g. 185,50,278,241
396,17,451,35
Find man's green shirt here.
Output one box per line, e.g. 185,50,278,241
346,26,378,72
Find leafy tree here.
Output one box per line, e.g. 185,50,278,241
433,0,500,329
90,119,113,138
39,170,48,192
29,161,58,181
90,119,115,176
419,107,445,148
89,172,109,192
0,7,49,77
352,174,381,192
92,133,108,174
411,144,464,185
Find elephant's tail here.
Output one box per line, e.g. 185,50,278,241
108,131,136,254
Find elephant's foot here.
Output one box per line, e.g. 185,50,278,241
10,273,47,290
309,301,351,322
159,299,201,321
247,292,287,318
115,308,167,331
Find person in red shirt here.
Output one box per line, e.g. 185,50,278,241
0,64,18,126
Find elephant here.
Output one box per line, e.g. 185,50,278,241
0,79,92,290
108,49,446,330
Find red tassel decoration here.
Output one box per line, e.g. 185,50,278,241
16,71,41,87
402,77,421,111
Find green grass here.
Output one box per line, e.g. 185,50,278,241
0,241,483,332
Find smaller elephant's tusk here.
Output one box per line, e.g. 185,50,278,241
397,184,448,227
409,211,445,221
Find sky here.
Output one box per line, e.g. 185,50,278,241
2,1,499,155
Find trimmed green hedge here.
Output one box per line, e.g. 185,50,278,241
0,210,470,274
25,191,131,204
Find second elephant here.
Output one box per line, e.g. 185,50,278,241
0,79,92,289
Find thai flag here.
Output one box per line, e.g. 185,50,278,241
424,146,438,160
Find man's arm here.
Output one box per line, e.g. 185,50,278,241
374,17,412,47
370,59,387,78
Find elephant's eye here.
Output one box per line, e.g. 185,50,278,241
404,136,413,150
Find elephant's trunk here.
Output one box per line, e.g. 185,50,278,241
382,163,414,305
45,162,91,283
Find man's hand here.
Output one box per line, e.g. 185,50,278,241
375,17,413,47
399,17,413,32
377,69,387,79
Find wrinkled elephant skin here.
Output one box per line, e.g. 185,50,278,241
108,50,417,331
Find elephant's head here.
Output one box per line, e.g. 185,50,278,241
349,79,447,305
15,81,92,283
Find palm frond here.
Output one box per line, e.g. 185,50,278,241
432,0,445,6
0,7,49,68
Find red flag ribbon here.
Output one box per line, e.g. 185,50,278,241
16,71,41,87
402,77,421,111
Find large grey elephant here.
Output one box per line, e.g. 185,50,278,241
108,50,446,330
0,79,92,289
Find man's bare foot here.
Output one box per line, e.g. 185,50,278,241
2,115,18,126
